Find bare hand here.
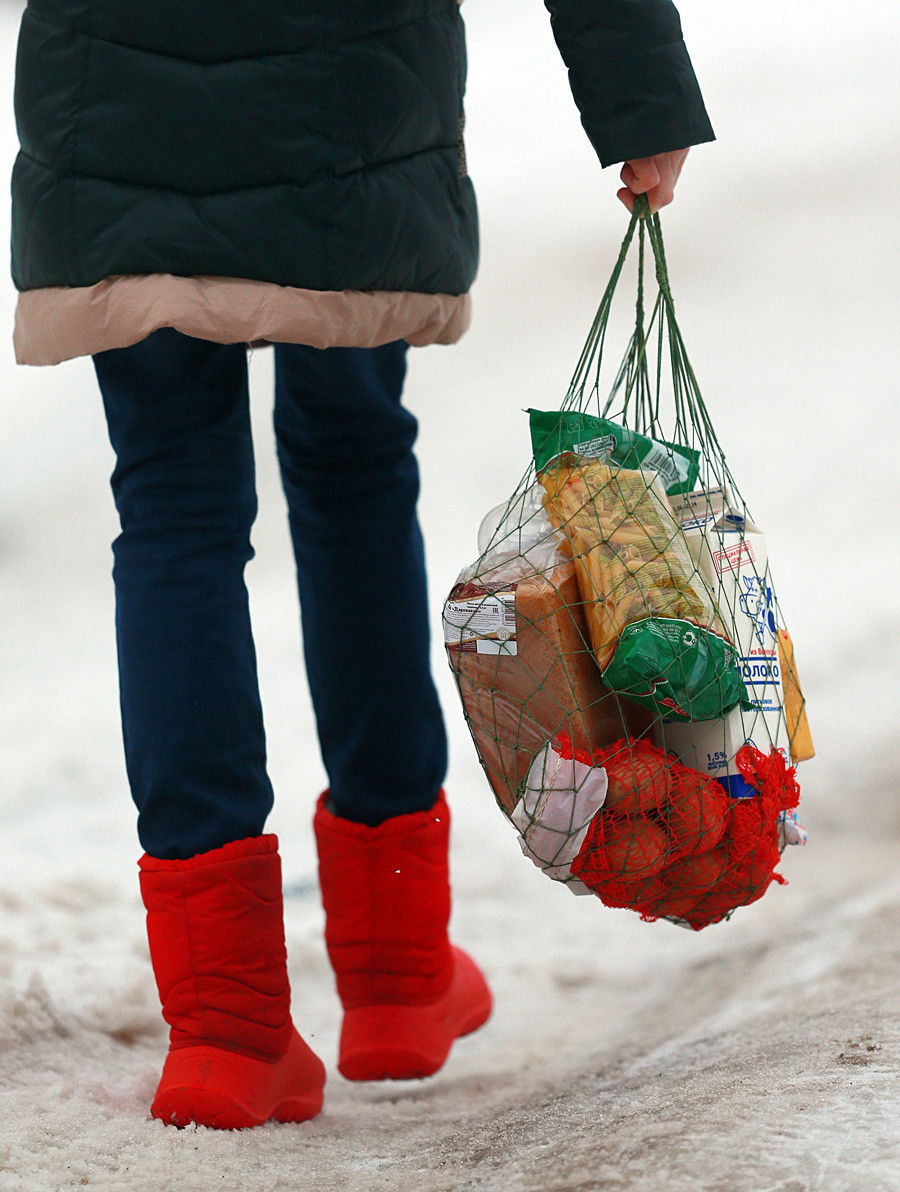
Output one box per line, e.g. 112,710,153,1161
617,149,690,213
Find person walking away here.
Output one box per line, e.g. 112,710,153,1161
9,0,713,1128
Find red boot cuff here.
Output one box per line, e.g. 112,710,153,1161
313,792,455,1009
139,832,293,1061
138,833,279,872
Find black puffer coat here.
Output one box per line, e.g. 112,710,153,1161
10,0,713,365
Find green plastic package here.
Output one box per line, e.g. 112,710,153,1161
603,618,747,722
529,408,700,496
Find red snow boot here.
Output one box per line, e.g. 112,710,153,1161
139,834,325,1128
313,791,492,1081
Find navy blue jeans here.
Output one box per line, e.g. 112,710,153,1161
94,328,447,859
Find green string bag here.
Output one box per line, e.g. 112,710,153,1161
443,197,812,930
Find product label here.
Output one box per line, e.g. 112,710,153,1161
738,575,777,649
443,588,517,655
640,442,681,490
740,653,782,712
740,654,780,687
672,485,726,527
573,434,616,458
704,747,729,774
714,541,756,574
680,514,716,533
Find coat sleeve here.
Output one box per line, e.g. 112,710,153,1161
544,0,715,167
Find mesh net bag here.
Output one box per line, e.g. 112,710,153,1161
443,199,814,931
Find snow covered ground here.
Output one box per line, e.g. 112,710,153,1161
0,1,897,1189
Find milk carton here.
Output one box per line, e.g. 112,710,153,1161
657,486,789,799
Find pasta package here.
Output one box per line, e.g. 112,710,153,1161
538,457,747,722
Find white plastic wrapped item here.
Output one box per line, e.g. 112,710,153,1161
476,483,565,573
442,484,570,662
510,740,608,893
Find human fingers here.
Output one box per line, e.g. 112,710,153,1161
646,175,675,211
620,171,671,213
617,186,637,213
654,148,689,206
669,147,689,185
641,149,690,212
620,157,661,195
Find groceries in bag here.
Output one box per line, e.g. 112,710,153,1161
511,735,801,931
567,739,800,929
443,198,808,930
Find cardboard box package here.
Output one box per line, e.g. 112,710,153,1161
658,486,804,795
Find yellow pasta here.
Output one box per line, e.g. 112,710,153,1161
540,457,722,669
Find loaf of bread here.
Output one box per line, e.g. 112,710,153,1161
447,560,650,814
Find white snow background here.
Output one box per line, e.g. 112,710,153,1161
0,1,898,1189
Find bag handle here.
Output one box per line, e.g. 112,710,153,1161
562,195,734,494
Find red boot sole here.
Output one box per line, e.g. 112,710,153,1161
338,947,492,1081
151,1086,325,1130
151,1029,326,1129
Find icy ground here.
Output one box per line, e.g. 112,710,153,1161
0,1,898,1189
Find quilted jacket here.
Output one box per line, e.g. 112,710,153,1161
10,0,713,365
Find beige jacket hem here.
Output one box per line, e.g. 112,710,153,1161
13,274,472,365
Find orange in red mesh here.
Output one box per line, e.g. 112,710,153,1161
602,873,693,920
663,767,730,860
588,874,651,911
601,740,671,815
681,849,778,929
639,885,706,923
572,812,668,889
663,843,733,894
586,869,669,912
